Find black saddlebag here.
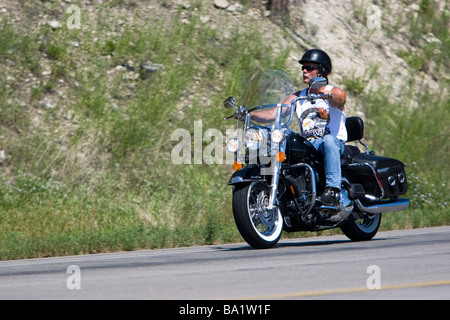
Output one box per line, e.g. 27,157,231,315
345,153,407,198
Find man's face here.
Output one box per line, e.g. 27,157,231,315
301,63,319,84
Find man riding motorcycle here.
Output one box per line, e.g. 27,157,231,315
250,49,347,208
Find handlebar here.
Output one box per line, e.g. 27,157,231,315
223,94,332,122
291,93,332,105
223,114,237,121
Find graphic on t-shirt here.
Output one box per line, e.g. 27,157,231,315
299,107,330,140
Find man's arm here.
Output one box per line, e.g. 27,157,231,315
250,93,297,123
326,87,346,111
249,107,277,123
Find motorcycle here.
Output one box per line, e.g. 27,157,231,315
223,70,409,249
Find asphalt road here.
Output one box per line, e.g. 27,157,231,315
0,226,449,300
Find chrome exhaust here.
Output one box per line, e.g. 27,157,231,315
355,198,409,214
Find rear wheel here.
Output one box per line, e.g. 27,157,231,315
232,182,283,249
340,211,381,241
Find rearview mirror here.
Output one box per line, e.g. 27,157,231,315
310,77,328,90
224,96,236,109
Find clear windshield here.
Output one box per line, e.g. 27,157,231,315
241,70,297,128
242,70,296,106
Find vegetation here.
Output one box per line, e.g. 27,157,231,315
0,1,448,260
345,0,450,230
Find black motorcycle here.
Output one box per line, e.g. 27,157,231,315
224,70,409,249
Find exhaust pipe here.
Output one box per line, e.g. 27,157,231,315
355,198,409,214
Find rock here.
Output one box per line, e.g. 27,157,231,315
226,4,236,12
40,100,57,110
214,0,229,10
48,20,62,29
227,3,243,13
0,150,6,164
409,4,420,12
64,110,74,120
68,41,80,48
174,0,191,9
200,16,210,23
125,61,135,71
139,61,165,79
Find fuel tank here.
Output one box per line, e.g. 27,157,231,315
285,132,322,164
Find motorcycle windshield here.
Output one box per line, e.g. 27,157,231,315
241,70,297,127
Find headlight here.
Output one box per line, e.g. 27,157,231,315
226,138,240,153
271,129,285,143
244,128,266,150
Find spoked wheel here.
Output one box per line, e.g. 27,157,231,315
232,182,283,249
340,211,381,241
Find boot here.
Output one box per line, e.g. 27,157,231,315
318,187,340,207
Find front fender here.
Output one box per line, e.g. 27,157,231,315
227,166,267,185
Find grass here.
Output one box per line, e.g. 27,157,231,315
344,0,450,231
0,2,291,260
0,1,448,260
343,68,450,231
364,88,450,230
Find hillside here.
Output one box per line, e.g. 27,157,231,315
0,0,448,259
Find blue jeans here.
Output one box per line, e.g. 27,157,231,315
310,135,345,190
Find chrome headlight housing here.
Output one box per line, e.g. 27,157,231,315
226,138,240,153
244,127,267,151
271,129,286,144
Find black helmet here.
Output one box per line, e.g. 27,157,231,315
298,49,332,75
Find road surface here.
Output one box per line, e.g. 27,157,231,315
0,226,449,300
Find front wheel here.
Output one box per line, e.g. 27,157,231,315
232,182,283,249
340,211,381,241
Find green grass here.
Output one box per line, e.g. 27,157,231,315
364,87,450,230
343,0,450,230
0,1,448,260
343,68,450,231
0,3,291,260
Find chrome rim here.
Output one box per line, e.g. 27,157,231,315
246,182,283,241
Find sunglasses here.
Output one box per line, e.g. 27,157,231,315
301,65,318,71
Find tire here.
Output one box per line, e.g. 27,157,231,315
340,212,381,241
232,182,283,249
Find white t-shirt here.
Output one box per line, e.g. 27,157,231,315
295,86,347,143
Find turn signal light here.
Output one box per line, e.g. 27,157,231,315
233,161,243,171
276,152,286,162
